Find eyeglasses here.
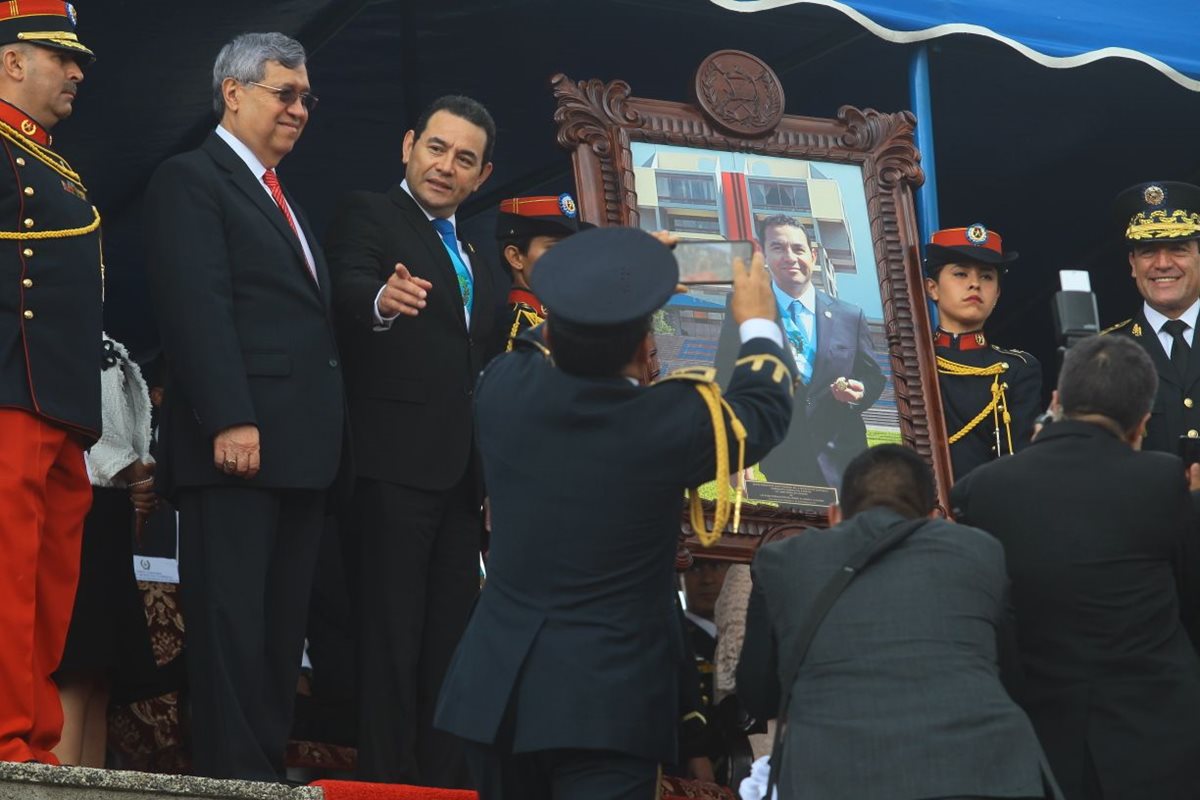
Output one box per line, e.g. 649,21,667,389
246,81,319,112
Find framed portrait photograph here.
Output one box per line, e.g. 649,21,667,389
553,50,952,558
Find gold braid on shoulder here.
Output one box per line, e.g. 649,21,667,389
687,382,748,547
0,121,85,188
937,356,1014,454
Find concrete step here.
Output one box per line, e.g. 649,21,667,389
0,761,322,800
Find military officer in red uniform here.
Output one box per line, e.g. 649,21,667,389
495,193,589,351
924,225,1042,479
0,2,102,765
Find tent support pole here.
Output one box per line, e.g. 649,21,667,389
908,45,939,245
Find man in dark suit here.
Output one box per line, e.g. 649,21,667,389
144,32,344,780
435,227,794,800
325,94,498,786
0,5,101,765
1105,181,1200,452
739,445,1055,800
718,214,883,489
952,334,1200,800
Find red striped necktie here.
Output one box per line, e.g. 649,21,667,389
262,169,300,239
262,169,317,284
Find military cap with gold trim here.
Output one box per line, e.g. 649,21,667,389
1114,181,1200,245
531,226,678,326
496,193,592,240
924,224,1019,274
0,2,93,64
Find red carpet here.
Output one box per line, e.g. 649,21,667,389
312,780,478,800
312,777,734,800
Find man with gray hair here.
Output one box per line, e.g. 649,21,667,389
952,334,1200,799
144,32,344,780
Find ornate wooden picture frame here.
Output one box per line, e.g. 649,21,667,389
552,50,952,561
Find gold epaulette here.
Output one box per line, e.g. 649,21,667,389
0,120,84,188
657,366,717,385
505,308,544,352
512,333,551,358
1099,318,1132,336
735,352,795,394
990,345,1031,364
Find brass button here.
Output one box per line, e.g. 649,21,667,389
22,309,33,320
22,218,33,229
21,278,32,288
1189,430,1199,438
22,186,33,197
15,157,25,166
1186,398,1195,409
22,248,31,258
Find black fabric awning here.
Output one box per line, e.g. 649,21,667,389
70,1,1200,366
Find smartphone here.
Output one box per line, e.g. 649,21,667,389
674,240,754,284
1178,435,1200,467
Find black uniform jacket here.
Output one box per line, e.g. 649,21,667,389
326,186,499,491
0,105,102,442
434,332,793,764
144,132,345,494
934,331,1042,479
1107,310,1200,454
952,419,1200,800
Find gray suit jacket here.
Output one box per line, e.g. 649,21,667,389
738,508,1053,800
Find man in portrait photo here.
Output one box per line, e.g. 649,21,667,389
717,214,884,489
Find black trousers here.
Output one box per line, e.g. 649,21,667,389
353,477,481,786
464,742,659,800
177,486,325,780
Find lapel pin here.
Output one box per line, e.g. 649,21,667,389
823,310,832,318
1132,323,1143,337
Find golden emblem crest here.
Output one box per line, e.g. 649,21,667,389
1144,185,1165,206
974,333,986,346
20,119,36,136
966,223,989,245
1132,323,1143,337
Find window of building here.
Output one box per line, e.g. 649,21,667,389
748,178,811,214
656,173,717,205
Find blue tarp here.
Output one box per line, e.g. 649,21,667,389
710,0,1200,90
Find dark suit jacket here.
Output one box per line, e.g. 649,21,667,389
717,289,884,488
326,186,499,491
952,420,1200,800
433,335,793,763
144,132,345,494
737,508,1051,800
1108,310,1200,454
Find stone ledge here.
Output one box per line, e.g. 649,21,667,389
0,761,322,800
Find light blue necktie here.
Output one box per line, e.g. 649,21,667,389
789,301,815,384
431,217,473,316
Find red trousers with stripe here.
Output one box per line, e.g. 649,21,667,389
0,409,91,763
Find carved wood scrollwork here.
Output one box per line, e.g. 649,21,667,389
553,53,952,564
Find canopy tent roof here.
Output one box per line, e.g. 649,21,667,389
711,0,1200,90
67,1,1200,375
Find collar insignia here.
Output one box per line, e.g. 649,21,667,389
1132,323,1143,337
